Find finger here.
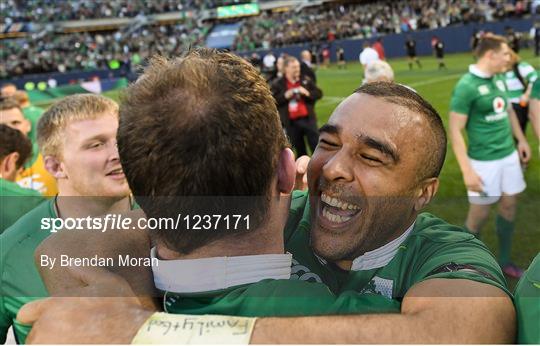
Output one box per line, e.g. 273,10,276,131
295,155,310,175
16,298,52,325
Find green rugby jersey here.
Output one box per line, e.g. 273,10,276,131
515,253,540,344
532,79,540,100
0,199,55,343
0,178,44,234
284,191,509,299
0,198,137,343
450,65,515,161
503,62,538,104
164,279,400,317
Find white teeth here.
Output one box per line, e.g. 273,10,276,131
321,193,360,211
322,206,354,224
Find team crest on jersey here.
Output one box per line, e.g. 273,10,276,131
492,96,505,113
359,276,394,298
290,258,323,283
477,85,489,95
495,80,506,92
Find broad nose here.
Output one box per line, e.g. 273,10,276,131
322,149,354,183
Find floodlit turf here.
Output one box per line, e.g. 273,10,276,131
314,49,540,287
45,49,540,287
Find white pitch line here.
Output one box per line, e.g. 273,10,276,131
318,73,462,104
407,73,463,87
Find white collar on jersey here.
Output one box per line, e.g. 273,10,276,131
151,248,292,293
469,64,493,78
351,222,415,271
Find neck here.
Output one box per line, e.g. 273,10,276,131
475,59,494,76
335,214,417,271
286,75,298,83
56,194,130,219
157,226,284,260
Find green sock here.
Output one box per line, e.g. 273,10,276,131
496,214,514,266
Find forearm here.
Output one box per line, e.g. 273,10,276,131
529,100,540,140
449,127,473,175
509,108,527,142
251,296,514,344
251,313,417,344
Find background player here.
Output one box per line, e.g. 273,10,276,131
449,34,531,278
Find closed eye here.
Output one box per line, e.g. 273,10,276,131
319,138,338,147
361,154,383,164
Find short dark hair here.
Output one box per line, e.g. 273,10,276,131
475,34,507,58
0,124,32,168
354,82,447,180
118,48,287,254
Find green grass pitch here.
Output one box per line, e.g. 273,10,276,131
80,49,540,287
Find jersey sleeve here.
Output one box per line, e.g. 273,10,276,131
532,79,540,100
518,62,538,84
412,234,510,296
514,254,540,344
450,80,474,115
0,245,12,344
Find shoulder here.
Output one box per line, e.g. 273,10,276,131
409,213,475,243
404,213,508,293
1,200,53,247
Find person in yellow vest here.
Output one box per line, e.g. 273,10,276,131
0,98,57,196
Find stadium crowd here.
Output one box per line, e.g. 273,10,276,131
1,0,246,23
1,21,210,78
1,0,536,76
233,0,532,50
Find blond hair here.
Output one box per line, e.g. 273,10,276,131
37,94,118,157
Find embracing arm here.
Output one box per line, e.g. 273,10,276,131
251,278,515,344
35,209,157,306
19,278,515,344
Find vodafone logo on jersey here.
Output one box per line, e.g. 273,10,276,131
492,96,505,113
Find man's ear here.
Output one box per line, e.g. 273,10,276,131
277,148,295,194
44,155,66,179
0,152,20,181
414,177,439,211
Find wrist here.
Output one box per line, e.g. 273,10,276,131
131,312,257,344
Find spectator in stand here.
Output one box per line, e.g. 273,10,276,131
271,56,322,157
372,38,385,60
